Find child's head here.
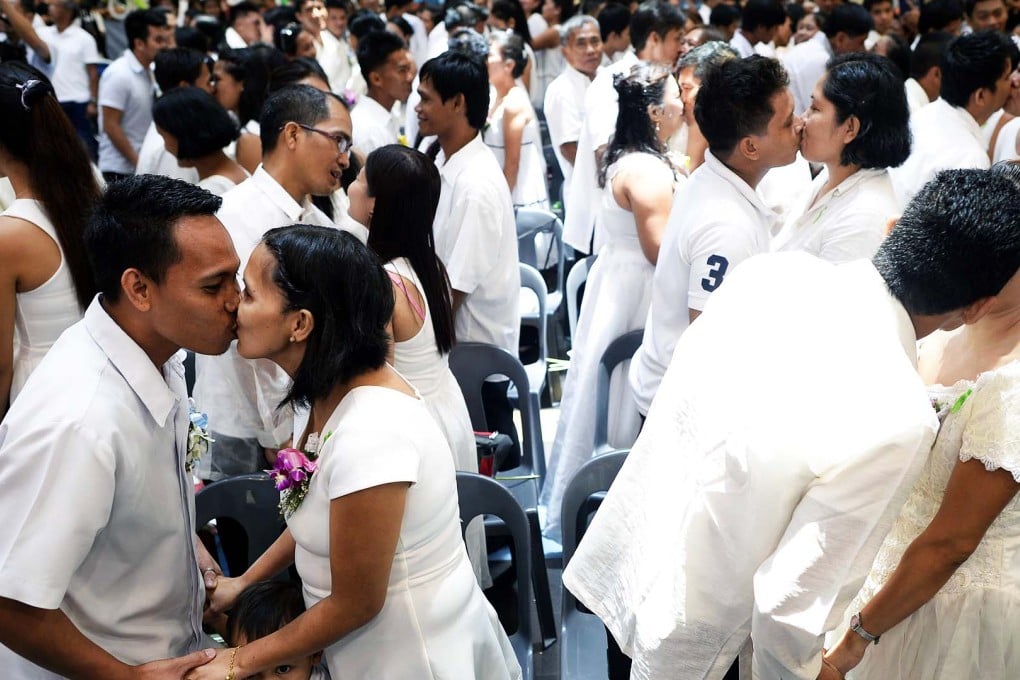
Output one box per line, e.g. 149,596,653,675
227,580,322,680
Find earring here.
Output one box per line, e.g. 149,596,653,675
655,120,661,133
289,336,296,343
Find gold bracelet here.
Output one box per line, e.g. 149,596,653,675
226,646,239,680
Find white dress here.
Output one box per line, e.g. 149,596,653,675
483,90,550,211
539,153,675,540
845,360,1020,679
287,386,521,679
3,199,82,401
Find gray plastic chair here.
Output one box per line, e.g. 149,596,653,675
593,329,644,455
518,262,549,401
457,472,534,680
195,474,286,577
559,451,629,680
516,207,565,316
565,255,596,342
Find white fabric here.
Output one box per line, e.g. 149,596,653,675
541,152,678,540
403,12,429,74
993,115,1020,163
427,21,448,60
730,30,755,58
527,13,562,109
890,98,990,208
905,77,931,114
772,167,898,264
198,173,243,196
136,122,201,183
37,24,100,103
543,64,592,199
3,199,82,402
432,135,520,354
781,32,832,116
844,360,1020,679
483,91,549,209
564,255,938,680
757,152,815,223
318,30,355,95
98,50,154,174
350,94,400,156
224,26,248,48
0,299,204,676
287,386,521,679
629,151,777,417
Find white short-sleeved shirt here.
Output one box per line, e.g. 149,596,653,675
0,299,203,675
136,122,201,183
772,167,898,263
319,31,355,95
905,77,931,114
432,135,520,355
38,24,101,103
730,30,755,58
890,97,990,209
351,94,400,156
543,64,593,198
628,151,777,415
98,50,155,174
781,32,831,116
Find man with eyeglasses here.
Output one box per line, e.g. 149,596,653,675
192,84,362,484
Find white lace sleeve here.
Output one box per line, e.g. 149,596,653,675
959,362,1020,482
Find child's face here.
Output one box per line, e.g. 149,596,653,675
234,635,321,680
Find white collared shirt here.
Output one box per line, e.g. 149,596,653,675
543,64,594,198
628,151,778,416
98,49,155,174
730,30,755,58
567,255,937,680
890,98,990,208
351,94,400,156
136,122,201,183
0,299,203,675
224,26,248,49
781,32,832,116
432,135,520,354
318,30,355,95
773,167,898,263
904,77,930,113
37,24,101,103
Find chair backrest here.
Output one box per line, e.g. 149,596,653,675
456,471,534,677
565,255,596,341
560,451,628,569
516,207,565,298
195,474,285,574
593,329,644,454
518,263,548,368
449,342,546,485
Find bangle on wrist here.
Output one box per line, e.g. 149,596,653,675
226,646,240,680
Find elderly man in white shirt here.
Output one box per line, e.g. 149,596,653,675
891,30,1014,207
351,30,414,155
0,175,241,678
566,167,1020,680
543,15,602,200
195,85,360,481
629,56,800,419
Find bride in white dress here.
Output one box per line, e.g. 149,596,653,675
0,64,100,418
540,63,684,540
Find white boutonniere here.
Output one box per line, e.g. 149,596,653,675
186,398,214,473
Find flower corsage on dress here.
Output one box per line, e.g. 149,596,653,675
268,431,331,519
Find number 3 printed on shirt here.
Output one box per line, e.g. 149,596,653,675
701,254,730,292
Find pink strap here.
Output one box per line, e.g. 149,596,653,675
387,270,426,322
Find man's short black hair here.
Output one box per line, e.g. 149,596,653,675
940,30,1016,108
260,84,332,153
418,51,489,130
695,55,789,157
154,47,209,94
910,31,953,79
598,3,631,42
153,87,240,161
742,0,787,32
918,0,964,34
229,0,259,25
125,8,168,48
709,3,741,28
965,0,1005,17
349,8,387,38
630,0,686,52
822,3,873,38
85,175,221,302
875,169,1020,315
863,0,893,11
356,29,406,77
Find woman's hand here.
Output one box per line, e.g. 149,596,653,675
181,647,235,680
824,630,869,676
206,575,249,617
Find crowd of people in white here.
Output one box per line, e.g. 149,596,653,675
0,0,1020,677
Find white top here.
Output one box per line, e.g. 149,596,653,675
781,32,831,116
288,386,521,679
904,77,931,114
224,26,248,49
563,49,639,253
432,135,520,354
3,199,82,403
426,21,448,60
198,173,244,196
629,151,778,416
136,122,201,183
483,91,549,209
890,98,990,208
98,50,155,174
350,94,400,156
403,12,429,75
772,167,898,264
993,115,1020,163
0,299,203,675
543,64,593,198
845,360,1020,679
37,24,100,103
565,255,938,680
730,30,756,58
318,30,355,95
527,13,563,109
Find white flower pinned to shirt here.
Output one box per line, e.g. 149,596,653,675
186,398,214,473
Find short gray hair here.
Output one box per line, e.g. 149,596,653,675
560,14,599,46
676,41,739,81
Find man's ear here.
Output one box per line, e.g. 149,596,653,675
121,268,154,312
737,135,760,162
962,296,998,325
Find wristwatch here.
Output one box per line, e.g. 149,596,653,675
850,612,880,645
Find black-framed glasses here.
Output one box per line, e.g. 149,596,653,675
296,123,352,154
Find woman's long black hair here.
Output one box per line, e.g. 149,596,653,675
599,62,672,188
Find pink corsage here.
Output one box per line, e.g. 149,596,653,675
267,432,329,518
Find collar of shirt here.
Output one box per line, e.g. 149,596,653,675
565,63,595,84
795,166,887,224
252,164,314,222
124,48,146,75
930,97,984,146
435,133,488,181
845,260,918,365
731,31,754,57
82,296,179,427
357,94,398,127
702,150,780,226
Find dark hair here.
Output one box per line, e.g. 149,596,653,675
448,27,490,60
325,0,352,12
357,29,407,77
490,0,532,44
940,30,1015,107
545,0,577,24
599,63,671,187
822,53,910,169
875,34,910,82
965,0,1006,16
742,0,787,32
910,31,953,79
350,9,386,38
229,1,260,26
261,225,393,407
0,63,99,311
275,21,308,56
364,146,455,353
269,56,332,91
153,87,240,160
709,3,741,28
226,581,306,647
490,30,528,79
154,47,209,94
419,51,489,130
85,176,221,303
216,47,249,85
822,3,873,38
918,0,964,34
384,0,413,11
676,40,738,80
237,44,290,125
695,55,789,157
630,0,686,52
175,25,211,52
598,3,630,41
260,84,331,153
864,0,893,9
125,8,168,49
786,2,806,25
390,16,414,40
874,169,1020,315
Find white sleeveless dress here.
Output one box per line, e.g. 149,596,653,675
483,91,550,211
4,199,83,402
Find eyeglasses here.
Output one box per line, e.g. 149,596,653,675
296,123,352,154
